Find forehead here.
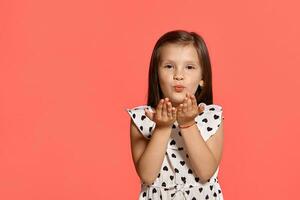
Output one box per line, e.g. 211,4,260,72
159,43,200,63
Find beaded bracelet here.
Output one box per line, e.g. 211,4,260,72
178,121,196,129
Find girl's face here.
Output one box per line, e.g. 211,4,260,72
158,43,204,108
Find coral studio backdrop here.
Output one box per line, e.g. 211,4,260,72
1,0,299,200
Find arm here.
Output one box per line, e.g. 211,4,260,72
180,117,224,184
130,119,172,185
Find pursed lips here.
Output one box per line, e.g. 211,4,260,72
174,85,185,92
173,85,185,88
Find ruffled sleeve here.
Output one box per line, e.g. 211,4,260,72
196,103,224,141
125,105,156,140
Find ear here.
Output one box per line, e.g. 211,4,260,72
199,80,204,87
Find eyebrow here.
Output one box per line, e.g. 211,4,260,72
161,59,199,65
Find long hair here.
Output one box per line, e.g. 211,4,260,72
147,30,214,108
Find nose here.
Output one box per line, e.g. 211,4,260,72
174,76,183,81
173,69,184,80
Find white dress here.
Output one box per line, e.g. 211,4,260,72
126,103,225,200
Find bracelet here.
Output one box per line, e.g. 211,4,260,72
178,121,196,129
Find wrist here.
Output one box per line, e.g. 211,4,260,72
154,125,172,137
178,120,196,129
155,124,172,131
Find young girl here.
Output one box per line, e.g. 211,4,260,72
126,30,225,200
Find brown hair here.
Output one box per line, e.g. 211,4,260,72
147,29,214,108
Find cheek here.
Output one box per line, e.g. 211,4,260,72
158,72,172,84
186,79,201,91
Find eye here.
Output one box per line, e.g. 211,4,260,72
164,64,173,69
186,65,195,69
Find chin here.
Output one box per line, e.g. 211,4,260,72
170,96,185,105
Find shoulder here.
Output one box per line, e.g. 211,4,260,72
126,105,154,116
199,103,223,118
195,103,224,141
202,103,223,113
125,105,156,140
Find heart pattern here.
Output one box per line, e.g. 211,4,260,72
126,104,224,200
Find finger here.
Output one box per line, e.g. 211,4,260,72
157,99,163,117
183,97,188,113
182,94,187,107
191,93,197,107
178,103,183,115
201,104,205,112
176,104,181,115
167,101,172,118
162,98,167,118
183,102,188,113
172,107,176,119
197,106,202,114
152,108,156,113
144,108,153,120
198,104,205,114
187,93,192,112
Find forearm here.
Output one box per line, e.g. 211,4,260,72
137,126,172,185
180,123,218,183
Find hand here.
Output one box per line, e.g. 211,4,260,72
144,98,177,129
176,92,205,126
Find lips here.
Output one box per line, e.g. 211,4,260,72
174,84,183,87
174,85,185,92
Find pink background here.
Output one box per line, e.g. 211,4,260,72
1,0,300,199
